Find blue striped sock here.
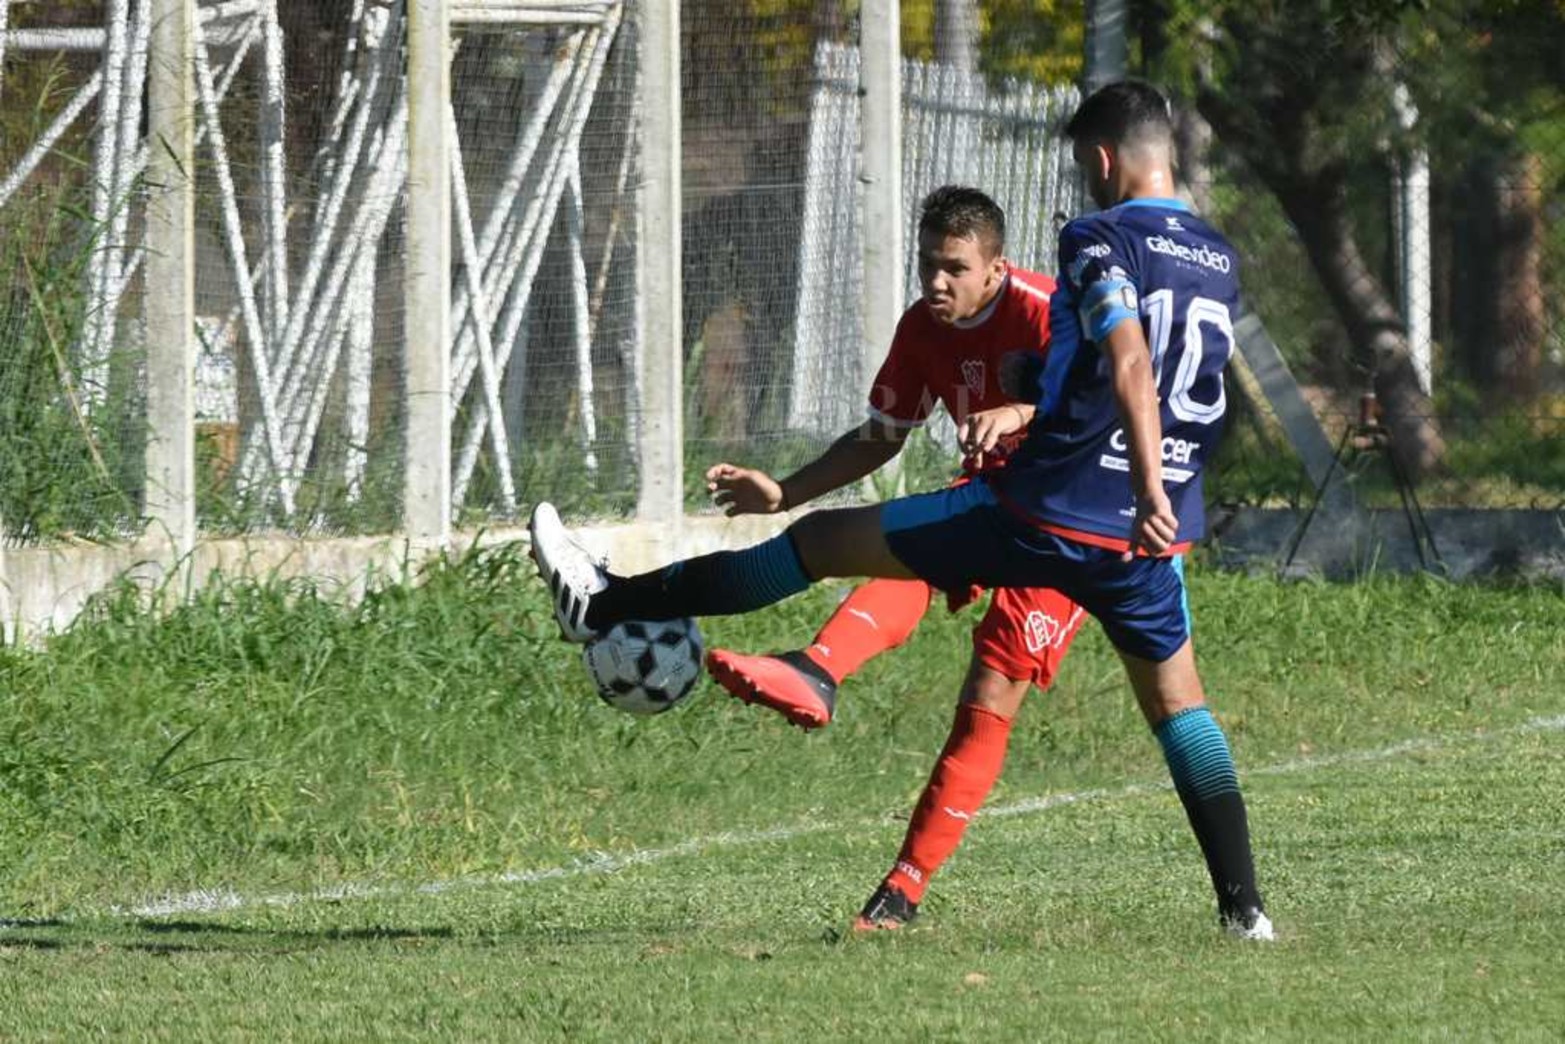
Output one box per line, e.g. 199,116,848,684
1155,706,1240,802
662,533,812,615
589,533,812,626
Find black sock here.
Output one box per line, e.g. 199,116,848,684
1178,790,1263,915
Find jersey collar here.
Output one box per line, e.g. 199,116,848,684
1111,196,1192,213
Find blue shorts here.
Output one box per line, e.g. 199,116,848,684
880,480,1191,662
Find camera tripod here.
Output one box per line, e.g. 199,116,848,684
1280,391,1444,575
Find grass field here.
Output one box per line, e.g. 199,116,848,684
2,546,1563,1039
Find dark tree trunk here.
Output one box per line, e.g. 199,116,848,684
1492,151,1546,404
1135,2,1216,213
1197,94,1445,475
1453,149,1546,405
1173,104,1217,216
1285,173,1445,473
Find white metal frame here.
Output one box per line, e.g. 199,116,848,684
1,0,640,550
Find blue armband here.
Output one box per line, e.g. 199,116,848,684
1077,278,1140,342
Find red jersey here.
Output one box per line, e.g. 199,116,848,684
867,268,1055,472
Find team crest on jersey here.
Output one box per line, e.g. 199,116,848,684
961,360,986,394
1023,611,1061,653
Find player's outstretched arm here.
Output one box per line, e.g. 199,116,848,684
1100,318,1177,560
706,420,907,517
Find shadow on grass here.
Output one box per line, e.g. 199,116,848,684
0,919,460,958
135,919,457,943
3,913,747,957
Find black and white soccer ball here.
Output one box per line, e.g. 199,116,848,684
582,618,704,715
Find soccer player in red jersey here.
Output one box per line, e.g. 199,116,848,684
700,185,1088,926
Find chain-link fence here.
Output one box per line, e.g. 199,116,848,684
449,2,642,525
0,0,643,543
0,0,415,540
673,2,848,503
1,1,149,542
3,1,1562,557
667,0,1563,525
205,0,411,536
676,5,1082,508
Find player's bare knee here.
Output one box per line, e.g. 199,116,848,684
960,663,1029,719
1119,641,1205,727
791,506,912,581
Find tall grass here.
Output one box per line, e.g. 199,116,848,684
2,545,1561,916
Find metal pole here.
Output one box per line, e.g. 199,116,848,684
1394,84,1432,396
0,1,11,103
405,0,452,547
1084,0,1128,94
637,0,681,548
144,0,198,556
860,0,902,414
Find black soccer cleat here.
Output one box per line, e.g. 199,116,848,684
853,882,919,932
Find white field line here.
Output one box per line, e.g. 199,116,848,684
111,714,1565,921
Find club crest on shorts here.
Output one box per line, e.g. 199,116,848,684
1024,610,1061,653
960,359,986,395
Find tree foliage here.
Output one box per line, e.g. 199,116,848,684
1139,0,1565,471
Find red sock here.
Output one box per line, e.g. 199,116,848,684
884,704,1013,904
803,578,932,684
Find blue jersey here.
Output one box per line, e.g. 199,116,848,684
993,198,1239,551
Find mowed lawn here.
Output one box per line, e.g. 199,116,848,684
2,547,1562,1039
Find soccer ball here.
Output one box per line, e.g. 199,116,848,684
582,618,704,715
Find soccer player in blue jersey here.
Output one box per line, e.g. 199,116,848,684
531,80,1272,940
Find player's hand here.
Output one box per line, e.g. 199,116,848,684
957,404,1030,470
705,463,786,517
1125,489,1179,562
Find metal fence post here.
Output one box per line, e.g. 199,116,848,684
144,0,197,559
637,0,682,549
1394,83,1433,396
1084,0,1128,94
405,0,452,549
860,0,902,493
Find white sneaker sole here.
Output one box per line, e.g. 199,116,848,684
1224,910,1276,942
528,502,608,643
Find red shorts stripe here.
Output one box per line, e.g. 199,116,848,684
989,485,1192,557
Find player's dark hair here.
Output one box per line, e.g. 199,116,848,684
1065,79,1174,151
918,185,1006,257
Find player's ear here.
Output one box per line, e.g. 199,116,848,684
1095,143,1115,182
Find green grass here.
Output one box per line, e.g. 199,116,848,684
2,551,1564,1038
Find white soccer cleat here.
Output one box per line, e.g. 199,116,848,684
1222,908,1276,942
529,502,608,643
